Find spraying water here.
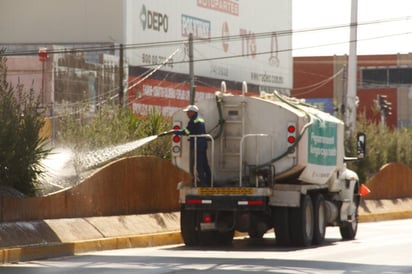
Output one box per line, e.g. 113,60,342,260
77,135,158,170
40,147,77,191
39,135,159,193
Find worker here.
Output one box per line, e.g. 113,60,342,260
161,105,211,186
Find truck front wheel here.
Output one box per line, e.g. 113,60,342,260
339,186,360,240
339,203,359,240
340,220,357,240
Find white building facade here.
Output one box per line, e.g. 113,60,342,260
1,0,292,115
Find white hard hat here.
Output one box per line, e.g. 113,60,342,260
183,105,199,112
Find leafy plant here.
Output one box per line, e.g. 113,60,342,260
134,108,171,159
0,53,49,195
57,103,172,171
348,112,412,183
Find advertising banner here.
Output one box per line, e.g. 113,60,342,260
125,0,292,90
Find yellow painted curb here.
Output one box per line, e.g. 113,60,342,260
359,211,412,223
0,243,74,264
2,212,412,264
0,232,182,264
72,231,182,254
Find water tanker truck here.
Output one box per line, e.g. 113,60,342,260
169,82,366,247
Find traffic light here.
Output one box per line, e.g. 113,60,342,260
377,95,392,117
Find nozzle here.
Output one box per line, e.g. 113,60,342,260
158,130,174,137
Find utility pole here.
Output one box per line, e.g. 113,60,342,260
119,43,124,106
346,0,358,137
189,33,195,105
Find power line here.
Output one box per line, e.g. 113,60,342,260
1,16,410,57
293,68,345,96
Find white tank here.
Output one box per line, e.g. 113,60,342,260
172,91,345,187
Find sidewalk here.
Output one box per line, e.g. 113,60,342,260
1,198,412,264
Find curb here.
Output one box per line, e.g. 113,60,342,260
0,231,183,264
358,210,412,223
2,211,412,264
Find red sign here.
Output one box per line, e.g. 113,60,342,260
38,48,48,61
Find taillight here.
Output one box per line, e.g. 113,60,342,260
287,122,297,155
202,214,212,223
172,121,182,156
287,124,296,143
186,199,212,204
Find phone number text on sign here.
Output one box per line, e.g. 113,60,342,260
141,53,174,68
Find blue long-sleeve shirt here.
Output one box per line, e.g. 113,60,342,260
175,113,207,149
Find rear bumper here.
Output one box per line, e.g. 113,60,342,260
183,195,268,211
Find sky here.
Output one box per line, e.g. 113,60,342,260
292,0,412,56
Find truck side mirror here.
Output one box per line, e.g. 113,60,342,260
357,132,366,160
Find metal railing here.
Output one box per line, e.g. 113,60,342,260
189,134,214,187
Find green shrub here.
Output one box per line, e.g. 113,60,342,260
348,113,412,183
0,53,49,196
57,103,172,168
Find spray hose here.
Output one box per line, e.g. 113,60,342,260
208,93,225,140
256,91,315,169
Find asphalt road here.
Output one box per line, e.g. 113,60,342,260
1,219,412,274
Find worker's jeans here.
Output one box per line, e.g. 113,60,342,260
189,148,211,187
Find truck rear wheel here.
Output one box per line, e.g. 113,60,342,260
216,230,234,245
312,194,326,245
290,195,314,246
248,230,265,239
180,206,200,246
273,206,290,245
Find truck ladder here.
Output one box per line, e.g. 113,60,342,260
219,101,245,172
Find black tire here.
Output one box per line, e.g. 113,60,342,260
180,206,200,246
312,194,326,245
248,230,265,239
198,231,217,245
248,213,267,239
339,204,359,240
273,206,291,246
216,230,234,245
339,185,360,240
289,195,314,246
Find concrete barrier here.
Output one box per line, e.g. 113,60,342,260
0,212,183,263
364,162,412,199
0,156,191,222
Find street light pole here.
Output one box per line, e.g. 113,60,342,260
38,48,48,107
189,33,195,105
38,48,54,143
346,0,358,137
